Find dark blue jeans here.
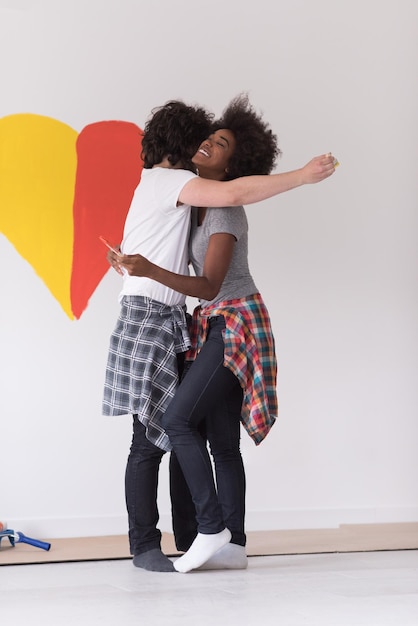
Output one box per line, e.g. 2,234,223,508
162,316,246,545
125,417,165,555
125,416,200,555
125,352,185,556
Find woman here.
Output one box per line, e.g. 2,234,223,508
116,95,338,572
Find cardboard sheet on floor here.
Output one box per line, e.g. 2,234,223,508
1,523,417,566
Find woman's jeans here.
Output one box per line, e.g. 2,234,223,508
162,315,246,545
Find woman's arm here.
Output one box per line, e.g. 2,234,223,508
178,153,337,208
118,232,235,301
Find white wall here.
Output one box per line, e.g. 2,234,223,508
1,0,417,538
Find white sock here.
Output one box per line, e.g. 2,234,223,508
197,543,248,570
174,528,231,573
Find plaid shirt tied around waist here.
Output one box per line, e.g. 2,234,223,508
102,295,190,451
186,293,278,445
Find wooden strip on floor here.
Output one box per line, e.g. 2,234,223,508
1,522,417,566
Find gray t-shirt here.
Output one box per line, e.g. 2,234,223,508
188,206,258,307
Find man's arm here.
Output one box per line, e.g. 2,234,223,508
178,154,337,208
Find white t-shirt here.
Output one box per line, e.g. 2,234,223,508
120,167,196,306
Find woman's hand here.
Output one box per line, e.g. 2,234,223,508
119,253,153,277
300,153,339,184
117,232,234,300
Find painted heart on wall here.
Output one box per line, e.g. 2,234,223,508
0,113,143,319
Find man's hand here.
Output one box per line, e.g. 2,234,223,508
300,153,339,184
107,247,123,276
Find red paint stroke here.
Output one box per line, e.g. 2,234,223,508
71,121,143,318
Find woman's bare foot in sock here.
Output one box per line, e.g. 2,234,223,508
174,528,231,573
197,543,248,570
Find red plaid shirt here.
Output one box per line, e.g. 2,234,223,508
186,293,278,444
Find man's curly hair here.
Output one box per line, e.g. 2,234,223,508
141,100,213,170
212,94,281,180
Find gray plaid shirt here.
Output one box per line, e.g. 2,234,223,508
102,296,190,451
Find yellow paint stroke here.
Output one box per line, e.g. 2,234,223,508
0,114,77,318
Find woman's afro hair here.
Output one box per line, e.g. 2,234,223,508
213,93,281,179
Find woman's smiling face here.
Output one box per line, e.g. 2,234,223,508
192,129,236,180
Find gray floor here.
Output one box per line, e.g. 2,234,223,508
1,550,417,625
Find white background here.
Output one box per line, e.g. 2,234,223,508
1,0,417,538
